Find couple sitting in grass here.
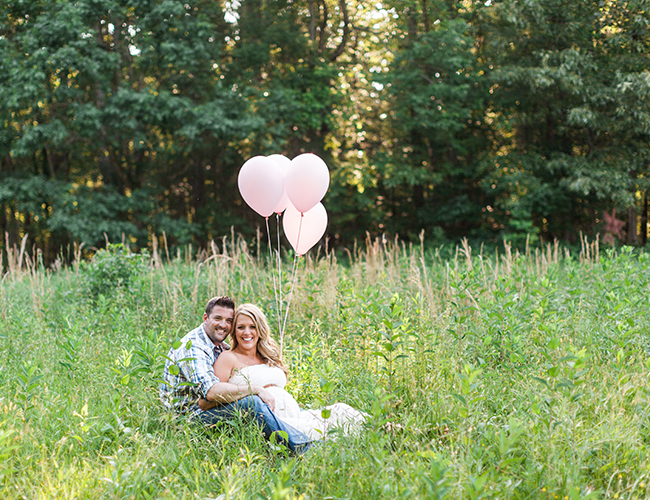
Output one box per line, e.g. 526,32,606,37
160,296,365,452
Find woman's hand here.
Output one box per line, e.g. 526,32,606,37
255,386,276,412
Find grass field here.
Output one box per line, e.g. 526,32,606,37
1,234,649,499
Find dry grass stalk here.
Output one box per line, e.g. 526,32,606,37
72,242,84,273
460,237,473,271
162,231,170,263
579,232,600,264
191,259,204,307
210,239,219,260
152,235,162,269
0,273,6,321
502,240,513,275
361,232,385,285
417,230,435,306
5,233,28,279
533,248,546,277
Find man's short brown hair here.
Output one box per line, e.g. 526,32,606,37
205,296,235,316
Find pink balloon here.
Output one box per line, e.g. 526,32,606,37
268,154,292,214
238,156,285,217
285,153,330,213
283,202,328,255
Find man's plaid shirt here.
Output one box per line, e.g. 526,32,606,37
159,324,228,417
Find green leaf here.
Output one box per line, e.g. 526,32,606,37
531,376,549,388
175,357,197,363
450,393,467,405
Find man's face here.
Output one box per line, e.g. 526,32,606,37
203,305,234,345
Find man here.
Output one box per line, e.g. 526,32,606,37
160,296,312,453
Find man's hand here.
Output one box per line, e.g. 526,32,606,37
198,398,216,411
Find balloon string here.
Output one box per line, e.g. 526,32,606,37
266,216,281,338
295,212,304,259
279,213,304,357
275,213,283,339
280,252,301,357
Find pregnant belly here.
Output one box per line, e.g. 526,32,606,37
266,386,302,419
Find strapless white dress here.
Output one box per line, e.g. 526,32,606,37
229,364,365,440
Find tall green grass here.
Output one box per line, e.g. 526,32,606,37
1,234,649,499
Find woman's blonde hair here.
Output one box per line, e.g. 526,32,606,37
231,303,287,373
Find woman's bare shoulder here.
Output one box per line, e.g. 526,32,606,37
215,350,238,365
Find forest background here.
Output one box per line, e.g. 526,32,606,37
1,0,650,262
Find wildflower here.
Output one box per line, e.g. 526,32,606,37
541,487,546,492
641,483,646,488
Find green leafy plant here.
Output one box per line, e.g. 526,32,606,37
83,243,150,298
371,293,408,392
0,421,19,481
452,363,485,420
56,317,83,376
259,459,299,500
15,361,42,420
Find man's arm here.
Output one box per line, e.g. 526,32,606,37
176,343,220,400
197,351,275,411
205,382,276,411
200,351,274,409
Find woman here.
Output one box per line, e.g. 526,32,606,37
201,303,365,440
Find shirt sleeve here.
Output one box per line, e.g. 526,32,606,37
178,344,220,399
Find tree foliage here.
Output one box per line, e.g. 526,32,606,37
1,0,649,260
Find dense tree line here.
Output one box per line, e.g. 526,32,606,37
1,0,649,261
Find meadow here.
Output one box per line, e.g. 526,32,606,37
1,234,649,499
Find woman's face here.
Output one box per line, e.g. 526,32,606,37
234,313,259,352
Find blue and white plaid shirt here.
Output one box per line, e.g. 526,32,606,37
160,324,228,417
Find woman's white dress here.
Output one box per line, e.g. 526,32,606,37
229,364,365,440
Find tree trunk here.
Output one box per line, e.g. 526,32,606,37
421,0,430,32
318,0,328,52
44,147,56,178
309,0,315,41
0,203,6,250
329,0,349,61
641,191,648,247
627,206,637,245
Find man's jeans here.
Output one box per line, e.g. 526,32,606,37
196,395,312,453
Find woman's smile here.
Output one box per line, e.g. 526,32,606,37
235,314,259,349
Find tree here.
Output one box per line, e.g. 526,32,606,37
474,0,650,243
0,0,257,254
362,1,490,241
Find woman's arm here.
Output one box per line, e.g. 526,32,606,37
198,352,275,411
